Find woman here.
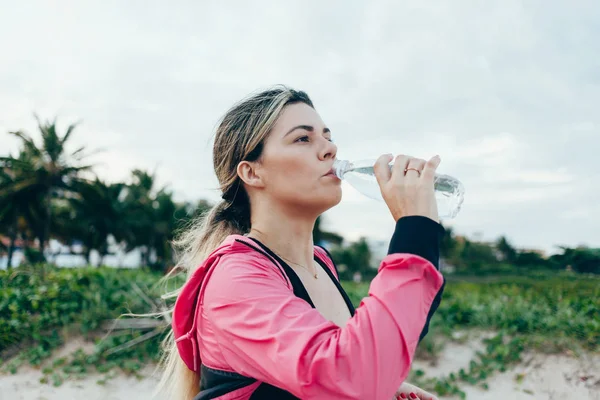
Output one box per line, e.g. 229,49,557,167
156,86,445,400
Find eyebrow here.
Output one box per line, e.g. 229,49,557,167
284,125,331,137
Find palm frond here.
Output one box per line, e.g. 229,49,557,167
70,146,87,159
61,164,95,175
0,177,41,197
8,130,33,144
8,131,42,159
0,156,36,172
71,146,105,161
60,122,81,147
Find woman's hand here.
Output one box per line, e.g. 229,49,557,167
392,382,439,400
374,154,441,223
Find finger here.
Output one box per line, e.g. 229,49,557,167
407,158,427,174
414,388,438,400
404,158,426,184
373,154,394,186
421,155,441,181
391,154,412,183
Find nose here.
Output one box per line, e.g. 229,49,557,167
318,137,337,161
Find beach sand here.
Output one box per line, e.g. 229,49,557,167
2,334,598,399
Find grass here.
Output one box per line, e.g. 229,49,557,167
1,265,598,397
342,271,600,350
342,271,600,397
0,264,182,384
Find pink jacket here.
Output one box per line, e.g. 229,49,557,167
173,234,444,399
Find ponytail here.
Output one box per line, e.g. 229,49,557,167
153,84,309,399
154,197,249,400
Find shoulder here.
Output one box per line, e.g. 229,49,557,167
217,250,287,279
203,245,292,303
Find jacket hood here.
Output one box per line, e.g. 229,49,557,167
172,234,334,372
172,234,257,372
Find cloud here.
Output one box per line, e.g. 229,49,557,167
1,0,598,254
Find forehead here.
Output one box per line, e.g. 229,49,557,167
270,102,325,137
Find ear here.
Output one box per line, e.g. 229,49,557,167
237,160,265,189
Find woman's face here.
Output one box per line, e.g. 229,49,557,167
243,102,342,215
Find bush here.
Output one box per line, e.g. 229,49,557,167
0,264,173,354
341,271,600,350
2,264,597,391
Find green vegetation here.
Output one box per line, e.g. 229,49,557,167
0,117,213,271
0,265,182,385
345,272,600,398
1,265,597,397
2,116,599,276
2,117,599,398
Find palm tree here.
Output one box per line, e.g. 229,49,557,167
151,189,178,269
120,169,212,271
121,169,158,267
0,167,18,268
0,203,19,269
53,179,128,265
0,116,94,260
0,155,41,266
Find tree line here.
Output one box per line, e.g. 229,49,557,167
1,117,598,275
0,118,211,270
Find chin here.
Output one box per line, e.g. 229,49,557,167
315,188,342,212
286,186,342,214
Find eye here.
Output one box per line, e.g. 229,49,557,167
295,135,310,143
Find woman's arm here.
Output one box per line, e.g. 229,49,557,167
202,217,444,400
387,216,446,342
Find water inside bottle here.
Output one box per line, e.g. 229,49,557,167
340,164,465,219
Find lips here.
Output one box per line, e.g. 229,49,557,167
322,162,338,178
322,168,338,178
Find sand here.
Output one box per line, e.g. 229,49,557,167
412,331,600,399
0,364,160,400
1,334,598,400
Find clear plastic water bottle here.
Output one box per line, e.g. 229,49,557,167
332,158,465,219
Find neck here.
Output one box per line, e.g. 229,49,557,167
247,201,316,268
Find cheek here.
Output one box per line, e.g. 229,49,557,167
267,154,316,187
269,163,341,205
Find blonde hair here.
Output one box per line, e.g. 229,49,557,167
154,85,314,400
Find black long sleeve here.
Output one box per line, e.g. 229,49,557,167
387,216,446,342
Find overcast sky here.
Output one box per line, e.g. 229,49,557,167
1,1,598,255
